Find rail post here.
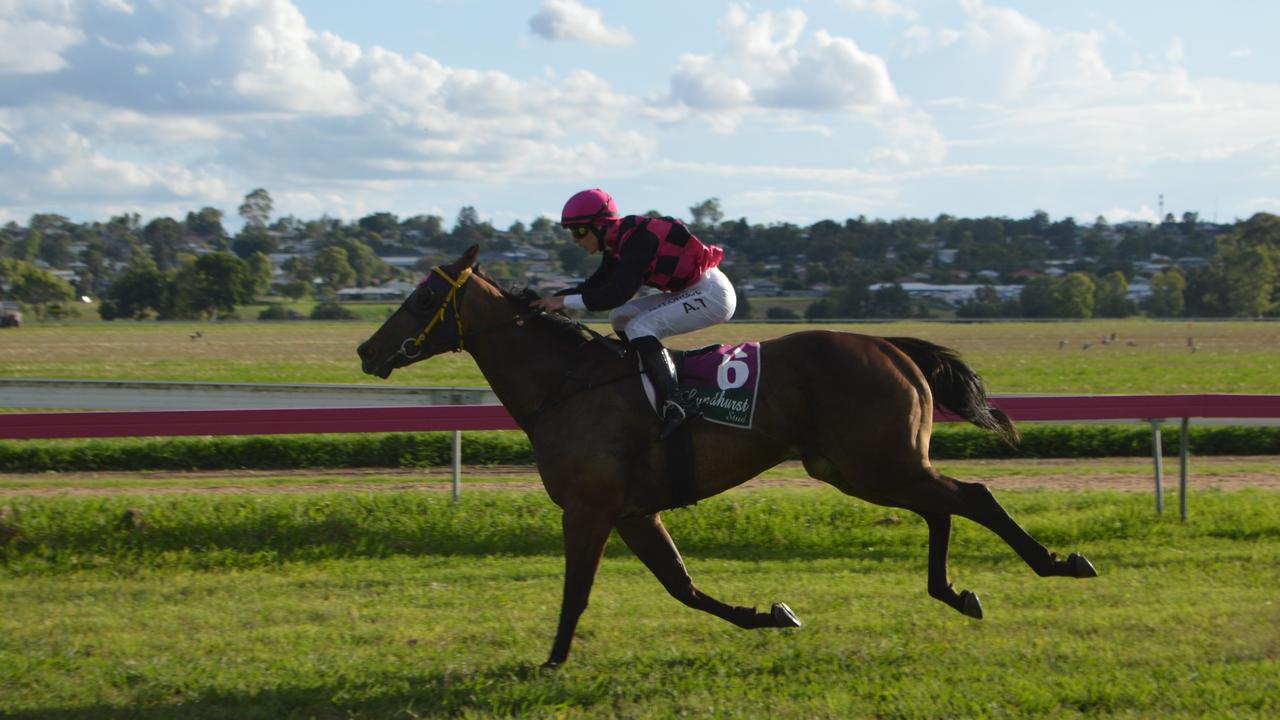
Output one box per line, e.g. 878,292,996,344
451,430,462,503
1179,418,1190,521
1149,420,1164,514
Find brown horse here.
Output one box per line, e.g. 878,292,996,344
357,246,1097,667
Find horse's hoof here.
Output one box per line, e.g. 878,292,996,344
959,590,984,619
540,660,561,670
1068,552,1098,578
772,602,802,628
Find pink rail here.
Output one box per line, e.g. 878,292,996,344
3,394,1276,520
0,404,520,440
2,394,1278,440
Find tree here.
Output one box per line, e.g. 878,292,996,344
37,231,74,268
1148,268,1187,317
143,217,185,270
189,252,256,318
1019,276,1058,318
1,258,75,314
1214,213,1280,317
1055,272,1096,318
185,207,226,248
238,188,274,228
358,212,400,242
246,251,274,296
1094,271,1136,318
318,236,385,286
314,246,356,290
957,285,1020,318
868,284,913,318
1223,245,1276,316
231,226,278,259
99,253,167,320
688,198,724,228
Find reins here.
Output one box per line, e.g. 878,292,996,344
401,264,639,428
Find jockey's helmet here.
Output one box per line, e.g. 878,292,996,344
561,188,618,227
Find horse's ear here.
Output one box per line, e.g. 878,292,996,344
458,245,479,269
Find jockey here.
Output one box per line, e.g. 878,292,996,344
533,188,736,439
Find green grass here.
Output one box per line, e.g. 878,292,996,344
4,318,1279,392
2,487,1277,718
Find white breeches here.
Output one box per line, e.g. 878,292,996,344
609,267,736,341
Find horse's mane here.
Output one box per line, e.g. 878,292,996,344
471,265,593,344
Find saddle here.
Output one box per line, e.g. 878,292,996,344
612,339,764,513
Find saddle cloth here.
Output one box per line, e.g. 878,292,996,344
639,342,763,429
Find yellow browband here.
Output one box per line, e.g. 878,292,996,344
413,266,473,352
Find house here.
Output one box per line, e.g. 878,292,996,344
335,280,416,301
743,279,785,296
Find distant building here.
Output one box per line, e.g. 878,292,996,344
335,280,416,301
869,282,1020,306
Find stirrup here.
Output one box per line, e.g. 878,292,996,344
659,401,694,439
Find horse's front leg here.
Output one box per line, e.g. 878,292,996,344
544,500,613,668
615,513,801,630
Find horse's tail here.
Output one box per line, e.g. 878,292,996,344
884,336,1020,446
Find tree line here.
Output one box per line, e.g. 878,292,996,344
2,188,1278,320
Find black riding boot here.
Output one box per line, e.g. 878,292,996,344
633,335,696,439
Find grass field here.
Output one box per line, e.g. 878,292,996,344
2,483,1277,718
3,318,1279,393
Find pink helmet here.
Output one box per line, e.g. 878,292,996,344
561,188,618,226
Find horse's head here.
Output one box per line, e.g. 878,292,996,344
357,245,479,379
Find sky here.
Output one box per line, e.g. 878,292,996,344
2,0,1279,232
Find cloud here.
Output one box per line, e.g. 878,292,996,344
838,0,919,21
529,0,633,47
901,24,960,57
0,1,85,74
756,30,899,110
655,5,901,119
0,0,649,222
957,0,1109,98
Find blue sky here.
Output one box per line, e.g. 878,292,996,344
2,1,1278,232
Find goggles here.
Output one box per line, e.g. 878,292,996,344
569,225,593,240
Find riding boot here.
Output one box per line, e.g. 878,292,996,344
632,336,698,440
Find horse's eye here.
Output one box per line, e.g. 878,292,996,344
412,288,436,312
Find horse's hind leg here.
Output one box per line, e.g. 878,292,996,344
945,477,1098,579
923,513,984,619
886,471,1096,618
615,514,801,630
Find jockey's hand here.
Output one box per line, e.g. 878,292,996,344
532,295,566,313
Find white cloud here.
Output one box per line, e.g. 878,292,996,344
667,54,753,111
839,0,918,21
0,0,650,222
528,0,632,47
1094,205,1160,224
656,5,901,118
901,24,960,57
0,1,85,74
757,30,899,110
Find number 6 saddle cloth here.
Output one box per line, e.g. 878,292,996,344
638,342,763,429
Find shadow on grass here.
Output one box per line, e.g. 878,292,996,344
3,662,620,720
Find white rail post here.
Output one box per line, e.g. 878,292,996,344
451,430,462,503
1150,420,1164,514
1179,418,1190,521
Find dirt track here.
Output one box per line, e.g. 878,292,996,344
2,457,1278,496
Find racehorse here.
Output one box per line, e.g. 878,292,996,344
357,246,1097,667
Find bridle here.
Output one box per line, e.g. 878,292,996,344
386,262,640,428
397,265,473,360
